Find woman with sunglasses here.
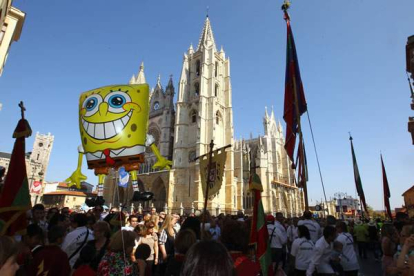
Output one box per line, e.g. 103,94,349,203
138,221,159,276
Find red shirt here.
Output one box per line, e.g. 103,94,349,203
231,252,261,276
28,245,71,276
73,265,96,276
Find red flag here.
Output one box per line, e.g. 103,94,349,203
0,105,32,236
381,154,392,220
283,9,307,164
249,173,273,276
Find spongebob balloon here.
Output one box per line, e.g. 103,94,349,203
66,84,172,207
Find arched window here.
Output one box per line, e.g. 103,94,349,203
215,62,218,77
196,60,201,76
216,111,221,125
190,110,197,123
194,82,200,97
214,84,218,97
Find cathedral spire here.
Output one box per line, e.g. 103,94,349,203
271,105,275,121
264,106,269,119
135,61,146,84
197,17,217,51
156,74,162,89
188,43,194,55
167,74,174,89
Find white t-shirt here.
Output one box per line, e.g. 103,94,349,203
61,226,94,267
306,236,334,276
267,222,287,249
290,237,314,270
336,232,359,271
298,219,321,243
122,226,135,231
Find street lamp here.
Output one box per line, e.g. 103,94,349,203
334,192,347,220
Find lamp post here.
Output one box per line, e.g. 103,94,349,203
334,192,347,220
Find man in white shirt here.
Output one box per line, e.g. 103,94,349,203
298,211,321,243
267,213,287,270
306,225,337,276
31,204,49,233
122,214,139,231
336,221,359,276
61,213,94,268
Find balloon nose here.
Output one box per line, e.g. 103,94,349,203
99,102,109,116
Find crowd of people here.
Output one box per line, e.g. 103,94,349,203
0,204,413,276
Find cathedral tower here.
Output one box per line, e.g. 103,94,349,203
170,16,236,212
29,132,54,180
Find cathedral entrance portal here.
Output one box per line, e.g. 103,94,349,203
151,177,166,212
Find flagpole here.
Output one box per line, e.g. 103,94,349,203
282,2,309,211
201,140,214,238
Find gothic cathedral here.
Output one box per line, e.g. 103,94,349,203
104,17,304,217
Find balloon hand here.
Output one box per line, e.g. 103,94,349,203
153,158,172,170
65,169,87,189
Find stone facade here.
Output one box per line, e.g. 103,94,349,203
0,0,25,76
103,17,304,216
233,108,304,217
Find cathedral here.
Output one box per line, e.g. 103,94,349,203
103,17,304,217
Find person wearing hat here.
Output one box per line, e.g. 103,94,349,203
267,213,288,271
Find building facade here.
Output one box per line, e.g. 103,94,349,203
0,0,25,76
406,35,414,144
403,185,414,218
103,17,304,216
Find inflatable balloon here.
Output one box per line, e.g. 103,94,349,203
66,84,172,207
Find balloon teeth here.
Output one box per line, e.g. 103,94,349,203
82,110,132,140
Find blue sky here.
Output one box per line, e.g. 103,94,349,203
1,0,413,210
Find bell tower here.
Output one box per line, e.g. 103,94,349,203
171,16,235,212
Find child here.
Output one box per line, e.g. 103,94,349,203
330,241,345,276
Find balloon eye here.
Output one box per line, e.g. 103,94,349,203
109,95,126,108
85,97,98,111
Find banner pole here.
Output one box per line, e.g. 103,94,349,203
201,140,215,238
